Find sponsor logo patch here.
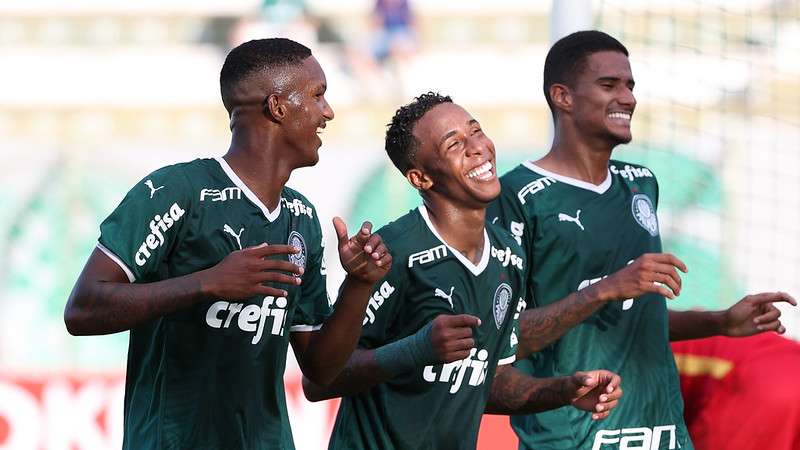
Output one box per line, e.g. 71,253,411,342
287,231,307,270
493,283,512,329
631,194,659,236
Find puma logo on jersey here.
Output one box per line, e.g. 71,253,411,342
206,296,288,344
435,286,455,308
200,187,242,202
363,281,396,325
423,348,490,394
408,244,448,267
517,176,556,204
593,425,677,450
223,224,244,250
144,179,164,199
134,203,185,266
490,246,523,270
558,210,585,231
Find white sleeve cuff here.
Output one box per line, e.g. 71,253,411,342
97,243,135,283
498,355,516,366
289,323,323,332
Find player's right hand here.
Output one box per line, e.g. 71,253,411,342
200,243,304,299
429,314,481,363
594,253,688,301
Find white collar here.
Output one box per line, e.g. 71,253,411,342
522,160,613,194
215,157,281,222
418,205,490,276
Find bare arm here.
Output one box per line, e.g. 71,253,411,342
302,313,481,400
517,253,688,357
486,365,622,419
64,244,303,335
669,292,796,341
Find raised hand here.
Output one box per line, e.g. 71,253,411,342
429,314,481,363
201,243,303,299
333,217,391,284
594,253,688,301
567,370,623,420
722,292,797,336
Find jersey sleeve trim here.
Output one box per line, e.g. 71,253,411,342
498,355,516,366
289,324,323,332
96,243,136,283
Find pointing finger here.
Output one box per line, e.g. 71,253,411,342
332,217,349,247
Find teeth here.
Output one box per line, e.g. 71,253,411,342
608,112,631,120
467,161,493,179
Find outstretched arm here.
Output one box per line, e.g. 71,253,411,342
669,292,797,341
302,313,481,400
486,365,621,419
64,244,303,335
517,253,687,357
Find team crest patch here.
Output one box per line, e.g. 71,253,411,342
631,194,659,236
287,231,307,270
493,283,512,329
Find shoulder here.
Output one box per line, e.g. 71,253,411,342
609,159,658,183
281,186,318,221
374,209,424,250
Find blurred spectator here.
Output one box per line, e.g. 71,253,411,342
672,333,800,450
371,0,417,66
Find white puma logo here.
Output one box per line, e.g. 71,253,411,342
434,286,455,308
223,224,244,250
558,210,584,231
144,179,165,199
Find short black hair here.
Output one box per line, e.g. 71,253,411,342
543,30,628,115
220,38,312,111
385,92,453,174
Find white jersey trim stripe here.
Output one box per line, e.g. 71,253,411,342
289,324,323,332
522,160,613,194
215,156,282,222
418,205,490,276
96,243,136,283
498,355,516,366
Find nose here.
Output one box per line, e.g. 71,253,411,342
466,134,493,158
619,86,636,109
322,97,334,121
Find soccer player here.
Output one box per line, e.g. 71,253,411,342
304,92,623,450
63,38,391,449
488,30,797,450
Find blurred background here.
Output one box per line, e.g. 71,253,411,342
0,0,798,448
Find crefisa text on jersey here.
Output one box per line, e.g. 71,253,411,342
205,296,289,344
423,347,491,394
134,203,186,266
609,164,653,182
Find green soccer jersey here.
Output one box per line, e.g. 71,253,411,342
488,160,692,450
328,206,526,450
97,157,331,450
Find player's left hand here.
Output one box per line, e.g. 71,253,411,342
567,370,622,421
333,217,391,284
722,292,797,337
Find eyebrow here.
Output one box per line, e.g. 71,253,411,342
596,76,635,85
437,119,479,147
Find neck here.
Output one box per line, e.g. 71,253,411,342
536,120,614,185
422,196,486,264
224,125,292,210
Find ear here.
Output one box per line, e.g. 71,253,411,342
406,168,433,191
549,83,572,113
265,94,285,122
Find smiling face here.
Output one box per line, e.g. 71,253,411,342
568,50,636,145
409,102,500,207
280,56,334,166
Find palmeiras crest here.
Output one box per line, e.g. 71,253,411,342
287,231,307,270
493,283,512,329
631,194,659,236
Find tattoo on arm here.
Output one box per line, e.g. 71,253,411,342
485,366,568,415
302,349,393,402
518,289,603,356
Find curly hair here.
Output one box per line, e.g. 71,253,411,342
385,92,453,174
220,38,312,112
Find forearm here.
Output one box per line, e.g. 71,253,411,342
65,271,207,335
517,284,607,356
301,275,374,385
302,348,392,401
485,366,569,415
668,309,725,341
